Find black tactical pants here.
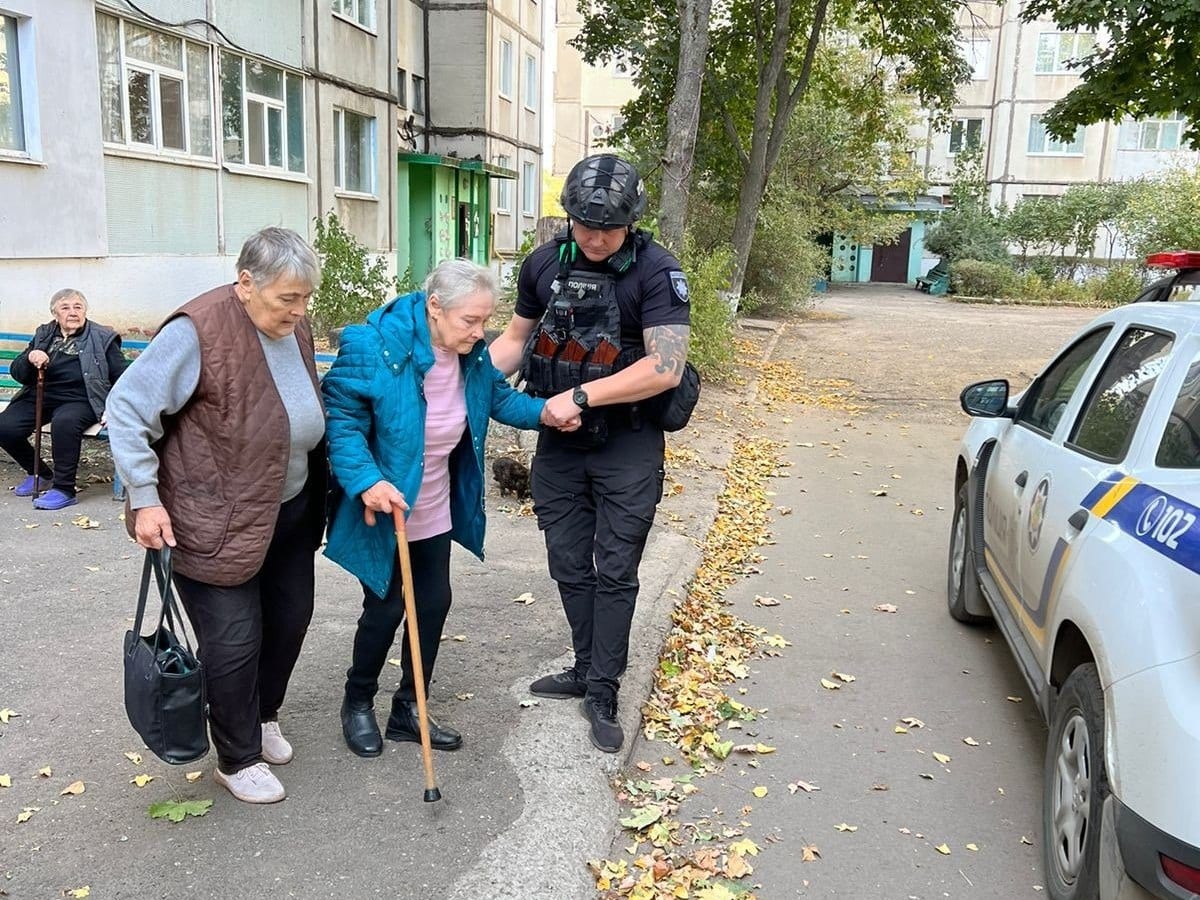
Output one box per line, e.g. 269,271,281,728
532,419,665,702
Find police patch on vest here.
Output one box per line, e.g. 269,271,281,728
669,271,690,305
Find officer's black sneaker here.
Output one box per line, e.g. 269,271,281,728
529,666,587,698
385,699,463,751
581,695,623,753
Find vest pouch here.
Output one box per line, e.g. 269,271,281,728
553,354,584,394
523,334,560,397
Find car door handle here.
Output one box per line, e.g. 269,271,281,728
1067,508,1089,531
1015,471,1028,488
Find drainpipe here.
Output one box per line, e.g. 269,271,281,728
388,0,396,253
209,0,225,254
1000,0,1025,209
422,0,431,153
313,0,324,215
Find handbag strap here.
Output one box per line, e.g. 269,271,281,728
133,548,198,656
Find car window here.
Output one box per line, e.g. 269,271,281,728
1017,328,1110,435
1069,328,1174,462
1157,355,1200,468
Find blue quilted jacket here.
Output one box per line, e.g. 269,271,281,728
322,291,544,597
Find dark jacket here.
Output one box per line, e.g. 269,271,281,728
11,320,128,419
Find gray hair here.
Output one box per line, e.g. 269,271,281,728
423,258,499,309
49,288,87,313
236,227,321,290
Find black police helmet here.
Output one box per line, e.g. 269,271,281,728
560,154,647,229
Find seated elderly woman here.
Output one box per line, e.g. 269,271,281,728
0,289,128,510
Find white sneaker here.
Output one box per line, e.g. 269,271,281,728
214,762,286,804
261,721,293,765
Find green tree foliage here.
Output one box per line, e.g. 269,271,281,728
309,213,401,334
1021,0,1200,148
925,147,1009,264
1118,166,1200,257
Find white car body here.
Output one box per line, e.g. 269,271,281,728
954,296,1200,900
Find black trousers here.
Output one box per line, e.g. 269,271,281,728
532,422,665,702
0,394,96,494
172,490,316,773
345,532,453,706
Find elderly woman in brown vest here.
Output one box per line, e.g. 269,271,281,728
106,227,327,805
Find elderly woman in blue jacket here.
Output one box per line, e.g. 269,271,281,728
324,258,578,757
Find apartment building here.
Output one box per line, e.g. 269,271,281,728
550,0,636,179
406,0,543,267
924,1,1198,208
0,0,396,332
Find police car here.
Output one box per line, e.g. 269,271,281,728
949,252,1200,900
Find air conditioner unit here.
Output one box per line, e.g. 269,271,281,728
591,123,608,138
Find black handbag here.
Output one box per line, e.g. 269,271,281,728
122,549,209,765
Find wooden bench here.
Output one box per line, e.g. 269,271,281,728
1,331,338,501
915,259,950,296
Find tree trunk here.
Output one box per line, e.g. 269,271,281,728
657,0,713,254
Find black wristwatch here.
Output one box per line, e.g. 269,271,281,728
572,387,590,409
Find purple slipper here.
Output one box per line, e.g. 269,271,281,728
32,488,78,511
13,475,50,497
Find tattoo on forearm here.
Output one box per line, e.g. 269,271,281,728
644,325,690,377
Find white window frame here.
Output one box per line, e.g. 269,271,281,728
1120,115,1187,152
0,11,39,161
496,154,512,213
101,16,212,160
957,38,990,81
523,53,538,111
521,161,536,217
411,73,425,116
397,67,407,109
1028,114,1085,156
333,107,377,197
332,0,377,33
498,39,514,99
948,117,983,154
220,51,306,175
1035,32,1095,75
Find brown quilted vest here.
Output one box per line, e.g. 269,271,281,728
127,284,324,586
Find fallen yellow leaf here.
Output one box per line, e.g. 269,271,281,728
16,806,38,824
185,771,203,783
0,773,11,788
835,823,858,833
386,658,403,667
64,887,91,898
963,736,980,746
966,843,979,851
37,766,52,778
452,634,467,642
832,671,855,683
894,725,908,734
933,752,952,765
130,774,155,787
900,717,925,729
61,780,86,796
0,708,18,724
788,780,819,794
801,844,821,862
751,786,768,798
820,678,840,690
935,844,951,855
123,751,143,765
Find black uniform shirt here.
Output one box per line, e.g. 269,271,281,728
515,232,691,349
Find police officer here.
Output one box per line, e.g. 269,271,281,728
489,154,691,752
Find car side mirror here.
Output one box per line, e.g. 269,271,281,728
960,379,1011,418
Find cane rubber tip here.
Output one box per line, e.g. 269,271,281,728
424,788,442,803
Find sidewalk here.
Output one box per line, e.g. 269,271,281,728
0,325,770,899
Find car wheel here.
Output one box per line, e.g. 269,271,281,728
947,482,991,623
1043,664,1109,900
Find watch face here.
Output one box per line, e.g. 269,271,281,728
573,388,588,407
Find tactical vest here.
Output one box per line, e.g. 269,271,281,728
519,239,629,398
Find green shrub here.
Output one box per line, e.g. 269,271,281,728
679,237,736,382
739,206,825,316
310,213,398,334
925,205,1010,263
1041,279,1090,305
949,259,1019,297
1087,265,1146,306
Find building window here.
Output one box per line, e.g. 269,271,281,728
521,161,536,216
948,118,983,153
1119,114,1186,151
499,39,513,98
523,54,537,111
332,0,376,31
397,67,407,108
1035,32,1095,75
958,39,990,81
1028,114,1085,155
333,108,376,194
220,51,305,172
95,13,213,157
0,14,27,153
496,154,512,212
412,74,425,115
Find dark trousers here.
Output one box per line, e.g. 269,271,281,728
172,490,316,773
345,532,453,706
0,394,96,494
532,422,665,702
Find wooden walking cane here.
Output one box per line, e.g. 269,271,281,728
31,368,46,500
392,506,442,803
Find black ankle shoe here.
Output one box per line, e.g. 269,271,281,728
341,697,382,758
385,699,462,751
529,666,587,698
581,695,623,753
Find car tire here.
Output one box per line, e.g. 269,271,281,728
1043,663,1109,900
947,482,991,623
